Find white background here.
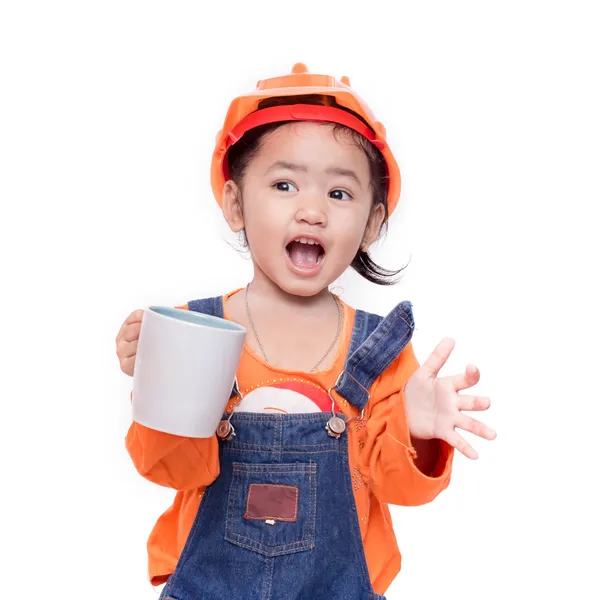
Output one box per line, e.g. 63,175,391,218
1,1,598,598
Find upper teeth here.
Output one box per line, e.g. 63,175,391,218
297,237,318,245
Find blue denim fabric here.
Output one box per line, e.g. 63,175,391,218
163,296,416,599
335,300,415,410
159,413,387,600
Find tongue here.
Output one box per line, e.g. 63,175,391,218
289,242,320,267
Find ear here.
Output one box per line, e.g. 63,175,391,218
221,180,245,233
361,203,385,252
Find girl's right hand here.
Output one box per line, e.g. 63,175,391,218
116,309,144,376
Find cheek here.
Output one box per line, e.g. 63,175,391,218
335,208,371,243
241,190,285,237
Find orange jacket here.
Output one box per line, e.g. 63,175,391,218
126,296,453,593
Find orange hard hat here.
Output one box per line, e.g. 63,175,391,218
211,63,402,215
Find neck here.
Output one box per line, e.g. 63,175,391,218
248,268,333,315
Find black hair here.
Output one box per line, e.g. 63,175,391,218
226,94,407,285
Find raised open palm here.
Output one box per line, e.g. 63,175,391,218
404,337,497,459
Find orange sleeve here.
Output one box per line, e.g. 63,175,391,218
125,423,220,491
359,341,454,506
124,301,220,491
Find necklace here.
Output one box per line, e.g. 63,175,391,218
244,283,343,373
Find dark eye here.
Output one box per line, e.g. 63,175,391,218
274,181,298,192
329,189,351,201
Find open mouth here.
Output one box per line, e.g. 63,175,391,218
285,237,325,269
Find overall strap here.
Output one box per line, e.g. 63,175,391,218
335,300,415,411
186,295,239,398
187,295,225,318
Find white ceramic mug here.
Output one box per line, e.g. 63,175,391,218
132,306,246,438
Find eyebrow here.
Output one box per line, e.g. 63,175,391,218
325,166,362,187
265,161,363,188
265,160,308,174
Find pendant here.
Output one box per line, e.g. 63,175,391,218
326,416,346,439
216,419,235,442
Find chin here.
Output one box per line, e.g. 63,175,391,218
256,255,344,298
273,276,333,298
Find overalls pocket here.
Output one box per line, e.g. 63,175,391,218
225,462,317,557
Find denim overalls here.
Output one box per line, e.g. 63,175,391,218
159,296,415,600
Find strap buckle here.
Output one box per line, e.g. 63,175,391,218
327,369,368,423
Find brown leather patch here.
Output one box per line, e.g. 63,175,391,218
244,484,299,522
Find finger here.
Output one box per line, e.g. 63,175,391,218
117,339,138,359
421,337,455,378
444,429,478,460
125,309,144,325
457,394,491,412
116,311,143,344
456,414,497,441
453,364,481,391
123,321,142,343
120,355,136,377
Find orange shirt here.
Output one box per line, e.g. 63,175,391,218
125,292,454,594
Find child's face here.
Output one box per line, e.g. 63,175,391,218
223,121,384,297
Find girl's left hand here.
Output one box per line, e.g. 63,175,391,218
403,337,497,460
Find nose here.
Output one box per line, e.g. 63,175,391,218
294,195,328,227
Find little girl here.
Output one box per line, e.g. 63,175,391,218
116,63,496,600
